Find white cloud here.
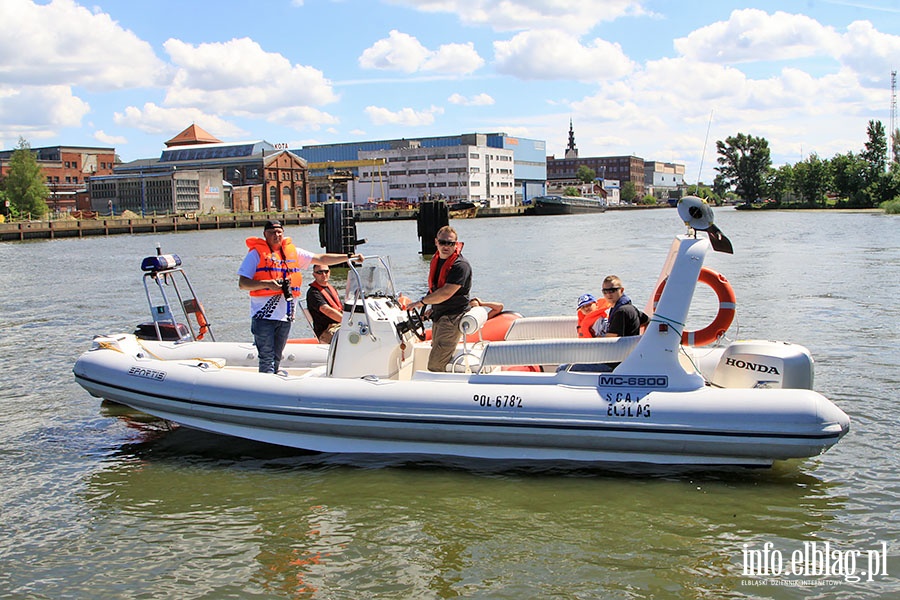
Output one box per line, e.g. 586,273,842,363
359,30,430,73
422,42,484,74
163,37,338,117
448,93,495,106
0,0,168,90
0,85,90,139
364,105,445,126
94,130,128,145
265,106,340,131
385,0,648,34
494,30,634,81
840,20,900,83
674,9,842,64
113,103,247,138
359,30,484,74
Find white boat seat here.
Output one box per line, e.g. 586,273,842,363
504,316,579,340
480,336,641,367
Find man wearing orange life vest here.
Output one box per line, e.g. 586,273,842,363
306,265,342,343
238,220,361,373
409,225,472,372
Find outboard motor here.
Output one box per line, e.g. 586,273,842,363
709,340,814,389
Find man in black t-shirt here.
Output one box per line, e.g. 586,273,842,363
409,225,472,371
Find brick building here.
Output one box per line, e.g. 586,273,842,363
545,121,646,198
0,145,116,212
105,124,309,214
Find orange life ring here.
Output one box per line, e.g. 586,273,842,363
652,267,735,346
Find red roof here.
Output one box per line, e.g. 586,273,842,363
165,124,222,147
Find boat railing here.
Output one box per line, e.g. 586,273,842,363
344,255,399,339
140,256,214,343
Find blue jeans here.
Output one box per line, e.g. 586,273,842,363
251,318,292,373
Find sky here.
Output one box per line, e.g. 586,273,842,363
1,0,898,184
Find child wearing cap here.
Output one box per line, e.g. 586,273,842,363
576,293,608,338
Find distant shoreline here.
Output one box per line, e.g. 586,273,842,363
0,203,669,242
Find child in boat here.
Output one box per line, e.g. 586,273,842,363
576,293,608,338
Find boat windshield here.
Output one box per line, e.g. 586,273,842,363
345,256,396,302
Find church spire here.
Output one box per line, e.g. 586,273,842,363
565,118,578,159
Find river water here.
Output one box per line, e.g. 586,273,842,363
0,208,897,599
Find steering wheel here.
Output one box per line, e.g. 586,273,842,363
405,307,427,341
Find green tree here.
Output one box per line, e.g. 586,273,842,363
685,183,718,202
769,164,794,203
715,133,772,203
575,165,596,184
858,121,891,207
712,174,729,199
620,181,637,203
891,128,900,165
792,154,831,206
861,120,887,176
4,137,48,218
829,152,867,205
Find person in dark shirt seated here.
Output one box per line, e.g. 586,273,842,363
598,275,647,337
306,266,342,343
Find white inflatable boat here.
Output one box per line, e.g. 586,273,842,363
73,198,850,467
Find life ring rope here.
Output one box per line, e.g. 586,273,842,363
652,267,736,346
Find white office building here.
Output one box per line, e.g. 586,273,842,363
349,139,516,208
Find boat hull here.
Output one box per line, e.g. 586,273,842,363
533,196,608,215
73,343,849,467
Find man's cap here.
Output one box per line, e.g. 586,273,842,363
577,293,596,308
263,219,283,231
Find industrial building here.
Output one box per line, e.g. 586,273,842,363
295,133,547,207
96,125,309,215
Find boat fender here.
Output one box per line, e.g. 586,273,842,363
653,267,736,346
459,306,489,335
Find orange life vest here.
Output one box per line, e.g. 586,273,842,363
577,306,608,338
428,242,463,292
309,281,342,311
245,237,304,298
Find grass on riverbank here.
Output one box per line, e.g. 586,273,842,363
881,198,900,214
